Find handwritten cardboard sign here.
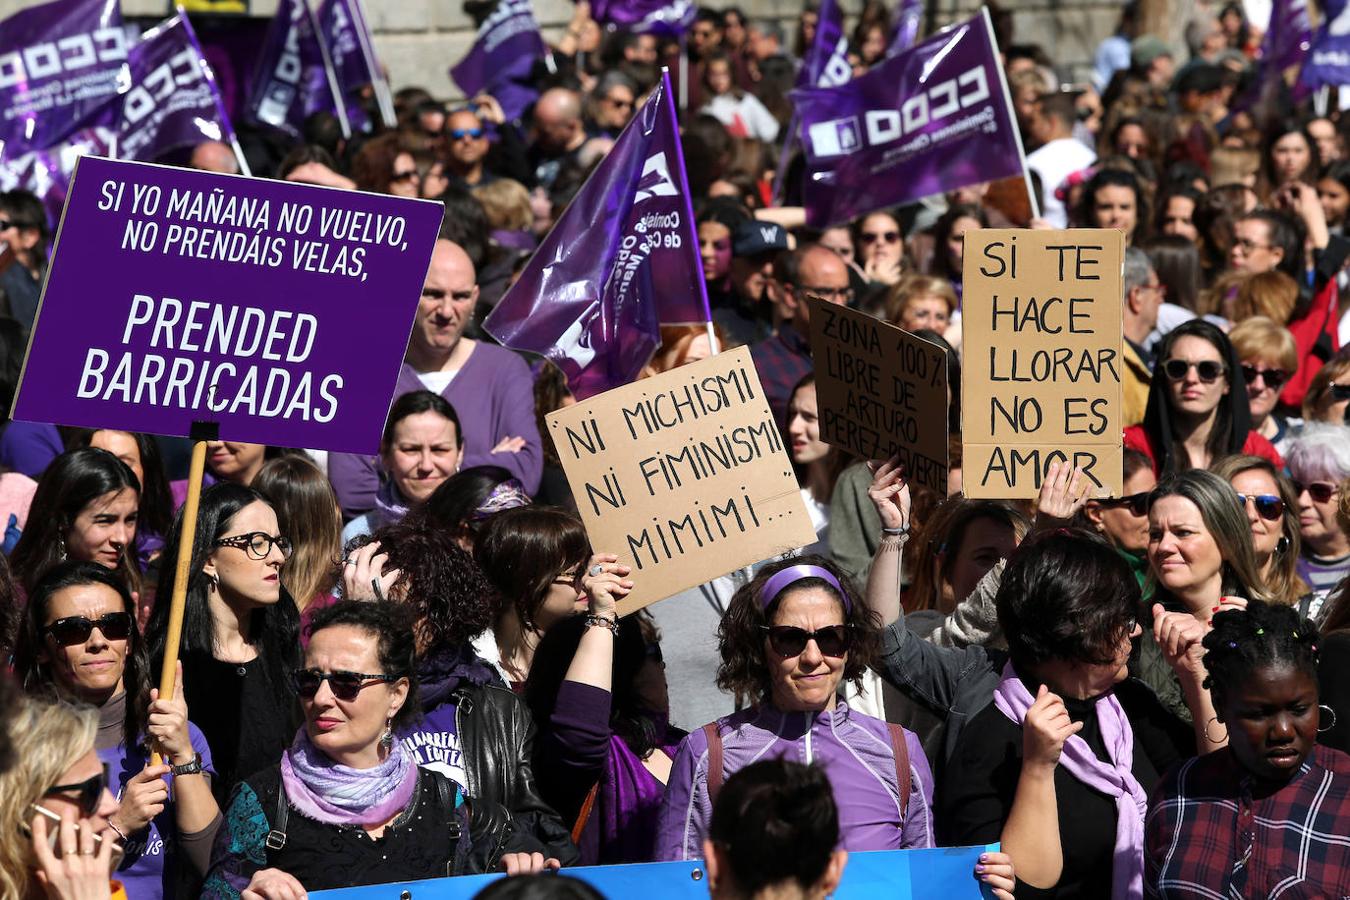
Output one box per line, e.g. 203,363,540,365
546,345,817,615
807,297,949,494
11,156,442,454
961,228,1124,498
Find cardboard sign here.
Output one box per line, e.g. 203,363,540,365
12,156,442,455
961,228,1124,498
546,345,816,614
807,297,949,494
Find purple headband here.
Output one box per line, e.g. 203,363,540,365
470,479,531,521
759,564,849,613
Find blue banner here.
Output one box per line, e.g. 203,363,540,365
312,846,1000,899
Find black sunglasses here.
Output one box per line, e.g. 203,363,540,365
1236,492,1284,521
389,170,421,183
1330,383,1350,401
760,624,851,658
45,764,109,817
44,612,133,646
861,231,900,244
292,668,403,702
1294,480,1338,504
1240,365,1288,390
1095,491,1149,516
1162,358,1226,383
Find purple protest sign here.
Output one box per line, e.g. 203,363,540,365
119,14,237,162
483,70,708,400
590,0,696,36
0,0,126,152
793,10,1027,229
246,0,341,140
887,0,923,57
12,156,442,454
450,0,548,122
1300,0,1350,89
318,0,374,132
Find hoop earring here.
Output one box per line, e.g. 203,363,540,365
1320,705,1338,733
1205,716,1228,743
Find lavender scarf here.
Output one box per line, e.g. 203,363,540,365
993,662,1147,900
280,728,418,827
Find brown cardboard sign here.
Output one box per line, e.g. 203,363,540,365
961,228,1124,498
545,345,817,615
807,297,949,494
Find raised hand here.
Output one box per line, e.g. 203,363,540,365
1022,684,1083,772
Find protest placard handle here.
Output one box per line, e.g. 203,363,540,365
150,421,216,766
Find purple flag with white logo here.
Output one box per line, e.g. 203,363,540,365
450,0,548,122
794,10,1026,228
118,14,237,162
0,0,126,152
318,0,375,132
1236,0,1313,109
799,0,849,88
247,0,340,140
483,71,709,400
590,0,696,36
887,0,923,57
1300,0,1350,89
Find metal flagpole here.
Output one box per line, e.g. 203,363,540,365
307,0,351,139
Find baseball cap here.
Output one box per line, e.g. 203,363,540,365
732,220,789,257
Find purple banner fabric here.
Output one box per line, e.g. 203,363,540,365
483,71,708,400
0,0,126,152
12,156,442,454
1264,0,1313,74
590,0,696,36
0,127,114,230
1300,0,1350,89
798,0,850,88
318,0,374,132
450,0,547,122
118,14,236,162
793,11,1025,228
887,0,923,57
246,0,338,140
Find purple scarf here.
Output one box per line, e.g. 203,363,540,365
372,479,411,530
280,728,418,827
993,662,1147,900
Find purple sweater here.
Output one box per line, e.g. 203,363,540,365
655,700,935,860
327,343,543,518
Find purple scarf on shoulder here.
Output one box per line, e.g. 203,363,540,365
993,661,1147,900
280,728,418,827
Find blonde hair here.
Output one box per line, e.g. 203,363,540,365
1228,316,1298,372
0,697,98,900
253,456,342,610
884,275,957,327
1210,147,1260,187
472,179,533,232
1229,271,1299,324
641,323,730,376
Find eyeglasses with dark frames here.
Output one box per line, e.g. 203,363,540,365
214,531,293,560
1240,365,1288,390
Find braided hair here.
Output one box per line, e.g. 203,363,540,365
1201,599,1320,707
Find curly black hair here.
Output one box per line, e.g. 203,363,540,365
716,554,879,702
356,519,497,652
307,600,420,731
1202,599,1320,709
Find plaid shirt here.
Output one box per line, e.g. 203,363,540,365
749,326,813,435
1145,744,1350,898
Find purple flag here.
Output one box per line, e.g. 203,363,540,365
450,0,548,122
483,71,708,400
1263,0,1314,73
0,0,126,152
247,0,340,140
118,14,237,162
798,0,850,88
1300,0,1350,89
794,10,1026,228
318,0,375,132
13,156,443,454
0,128,114,230
590,0,696,36
887,0,923,57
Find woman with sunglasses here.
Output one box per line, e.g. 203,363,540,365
0,696,122,900
146,483,301,807
202,601,560,899
854,211,906,287
1145,601,1350,896
351,133,421,198
1125,319,1283,475
1211,455,1310,609
10,448,142,598
1228,316,1302,455
655,554,935,860
1081,448,1159,599
1300,346,1350,426
13,562,220,900
1286,425,1350,616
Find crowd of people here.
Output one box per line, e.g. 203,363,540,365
5,0,1350,897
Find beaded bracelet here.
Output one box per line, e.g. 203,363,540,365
584,613,619,635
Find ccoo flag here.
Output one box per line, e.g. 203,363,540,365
793,9,1026,228
0,0,126,152
798,0,849,89
590,0,696,36
450,0,548,122
483,70,708,400
118,13,237,162
247,0,343,140
318,0,383,132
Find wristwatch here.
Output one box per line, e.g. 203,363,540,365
171,753,204,777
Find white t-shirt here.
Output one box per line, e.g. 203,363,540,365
417,370,458,394
1026,137,1097,229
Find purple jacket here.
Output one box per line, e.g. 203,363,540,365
654,700,935,861
327,343,543,518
